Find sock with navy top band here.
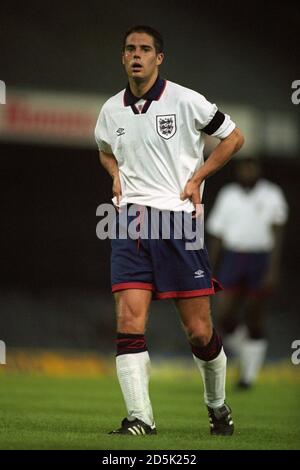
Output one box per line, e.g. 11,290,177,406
115,332,154,427
191,329,227,409
116,332,148,356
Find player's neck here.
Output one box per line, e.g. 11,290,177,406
128,72,159,98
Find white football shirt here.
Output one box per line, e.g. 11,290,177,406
95,76,236,212
206,179,288,251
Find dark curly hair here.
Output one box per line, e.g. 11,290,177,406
123,25,164,54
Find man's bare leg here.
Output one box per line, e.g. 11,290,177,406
216,291,268,387
113,289,155,428
238,296,268,387
175,296,227,408
174,296,233,435
215,290,247,357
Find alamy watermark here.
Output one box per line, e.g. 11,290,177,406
96,203,204,250
291,80,300,105
0,340,6,365
291,340,300,365
0,80,6,104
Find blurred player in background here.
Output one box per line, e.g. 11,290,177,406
207,157,288,388
95,25,244,436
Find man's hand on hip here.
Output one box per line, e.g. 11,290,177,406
180,179,203,217
113,174,122,209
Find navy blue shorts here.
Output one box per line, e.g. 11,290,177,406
218,250,271,295
111,205,222,299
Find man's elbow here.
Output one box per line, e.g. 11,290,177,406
222,127,245,152
233,127,245,151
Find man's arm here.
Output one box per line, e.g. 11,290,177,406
99,151,122,205
180,128,244,211
262,224,285,289
194,127,244,182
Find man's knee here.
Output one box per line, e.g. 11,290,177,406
185,321,213,347
245,322,266,339
177,297,213,347
245,298,266,339
219,315,239,335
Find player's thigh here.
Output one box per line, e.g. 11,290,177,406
213,290,244,333
215,290,243,319
114,289,152,333
244,295,266,329
174,296,212,334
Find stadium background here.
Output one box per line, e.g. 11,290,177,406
0,0,299,450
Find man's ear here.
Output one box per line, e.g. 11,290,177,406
121,53,125,65
157,52,164,66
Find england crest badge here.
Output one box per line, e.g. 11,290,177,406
156,114,177,139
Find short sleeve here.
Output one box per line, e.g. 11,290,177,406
206,189,230,237
269,187,289,225
191,92,236,139
94,106,113,153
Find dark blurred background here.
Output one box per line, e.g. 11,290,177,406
0,0,299,359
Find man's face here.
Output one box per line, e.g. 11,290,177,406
122,32,164,82
235,159,261,187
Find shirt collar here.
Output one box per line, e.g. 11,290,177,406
124,75,166,106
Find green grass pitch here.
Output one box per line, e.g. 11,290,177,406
0,372,299,450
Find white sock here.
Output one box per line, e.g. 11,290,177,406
223,325,247,357
116,351,154,427
239,338,268,385
193,347,227,409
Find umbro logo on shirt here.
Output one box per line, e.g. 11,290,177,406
194,269,205,278
116,128,125,136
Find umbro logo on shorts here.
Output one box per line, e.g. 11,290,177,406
194,269,204,278
116,128,125,136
